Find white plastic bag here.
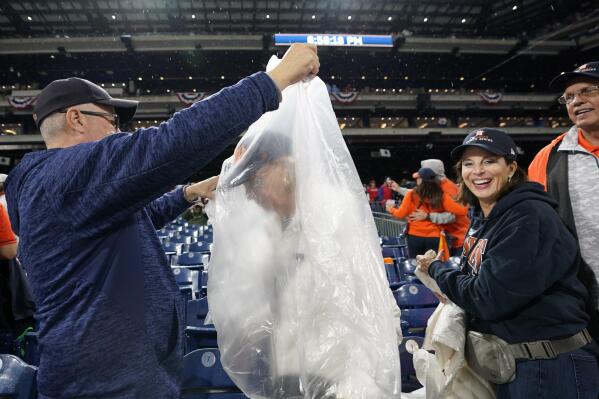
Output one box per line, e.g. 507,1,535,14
207,56,402,399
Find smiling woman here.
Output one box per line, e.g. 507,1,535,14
416,127,599,399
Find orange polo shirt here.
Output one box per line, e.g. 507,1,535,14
578,130,599,157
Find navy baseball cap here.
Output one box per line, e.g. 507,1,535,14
415,167,437,182
451,128,518,161
33,77,138,127
549,62,599,90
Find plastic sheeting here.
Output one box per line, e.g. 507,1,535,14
206,56,402,399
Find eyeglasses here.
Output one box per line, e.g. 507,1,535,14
59,109,119,129
558,85,599,105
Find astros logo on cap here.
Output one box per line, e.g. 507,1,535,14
467,129,494,144
576,64,596,73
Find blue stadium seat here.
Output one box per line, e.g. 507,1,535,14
399,336,424,393
173,252,205,268
401,308,436,331
185,297,217,351
384,261,402,289
395,283,438,334
394,283,439,308
398,258,418,275
187,241,212,254
199,270,209,297
401,274,421,285
199,233,213,244
162,241,181,257
171,235,197,245
381,247,404,260
0,354,38,399
181,349,245,398
173,267,197,286
182,228,200,238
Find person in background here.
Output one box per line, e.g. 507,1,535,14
366,179,378,203
413,159,470,255
387,167,467,257
0,174,8,211
0,204,16,261
0,202,27,339
418,128,599,399
528,62,599,344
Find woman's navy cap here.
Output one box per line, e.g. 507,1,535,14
33,77,138,128
416,167,437,182
450,128,518,161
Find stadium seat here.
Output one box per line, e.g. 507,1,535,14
182,227,200,237
399,336,424,392
199,233,213,244
394,283,438,308
398,258,418,275
401,308,436,331
383,258,402,289
172,252,205,268
185,297,217,351
395,283,438,334
173,267,199,301
181,348,244,398
199,270,209,297
162,241,181,257
170,235,197,245
186,241,212,254
0,354,38,399
381,246,404,259
173,267,197,285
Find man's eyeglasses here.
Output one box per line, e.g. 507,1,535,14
59,109,119,129
558,85,599,105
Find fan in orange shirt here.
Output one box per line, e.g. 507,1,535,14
387,167,467,258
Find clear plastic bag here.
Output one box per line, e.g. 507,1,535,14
207,56,402,398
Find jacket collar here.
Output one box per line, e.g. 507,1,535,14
558,125,591,154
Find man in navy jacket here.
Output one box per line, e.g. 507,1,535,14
5,44,318,398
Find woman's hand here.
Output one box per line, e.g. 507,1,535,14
416,249,444,274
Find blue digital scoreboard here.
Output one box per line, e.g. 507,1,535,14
274,34,393,47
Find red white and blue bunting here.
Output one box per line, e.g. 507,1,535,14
176,92,207,105
8,96,37,109
331,91,359,104
477,91,503,104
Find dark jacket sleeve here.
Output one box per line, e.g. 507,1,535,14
45,72,279,236
429,203,576,320
144,187,191,230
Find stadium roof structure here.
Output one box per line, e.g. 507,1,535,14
0,0,597,40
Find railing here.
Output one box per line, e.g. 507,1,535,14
372,211,406,238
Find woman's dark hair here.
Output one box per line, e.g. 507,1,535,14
453,156,528,207
415,179,443,209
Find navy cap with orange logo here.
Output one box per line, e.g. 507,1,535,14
549,62,599,90
450,128,518,161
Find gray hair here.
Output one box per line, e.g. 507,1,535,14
39,112,66,141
